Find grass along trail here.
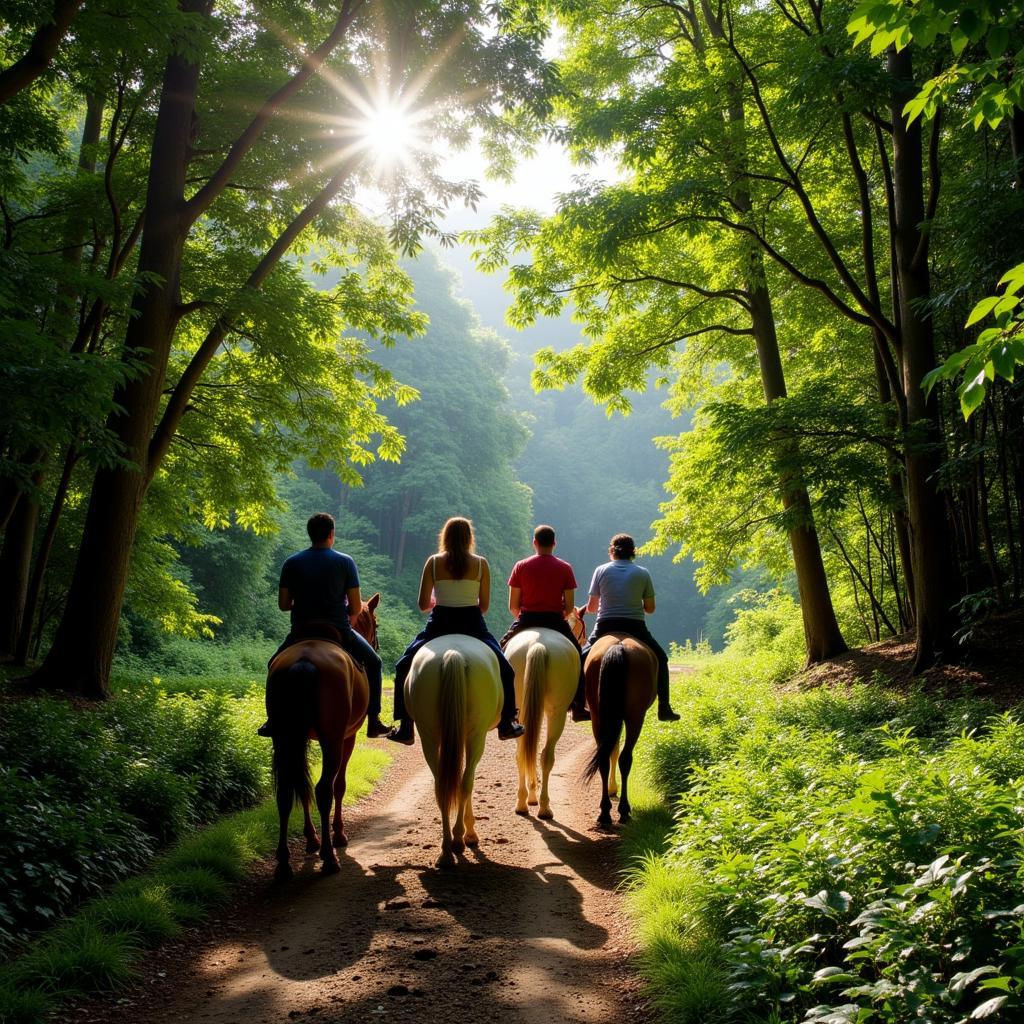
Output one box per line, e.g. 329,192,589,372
81,721,653,1024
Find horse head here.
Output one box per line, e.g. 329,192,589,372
567,605,588,646
352,592,381,651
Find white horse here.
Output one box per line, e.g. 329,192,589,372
504,627,580,819
405,634,502,868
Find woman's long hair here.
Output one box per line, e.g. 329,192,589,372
439,517,475,579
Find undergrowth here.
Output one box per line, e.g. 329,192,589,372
0,739,389,1024
624,648,1024,1024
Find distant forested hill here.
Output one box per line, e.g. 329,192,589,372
433,243,713,646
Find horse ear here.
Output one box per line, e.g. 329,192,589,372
367,592,380,611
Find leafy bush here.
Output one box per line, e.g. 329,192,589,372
0,681,268,957
629,662,1023,1023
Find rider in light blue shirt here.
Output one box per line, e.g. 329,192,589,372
582,533,680,722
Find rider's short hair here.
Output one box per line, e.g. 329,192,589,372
610,533,636,559
307,512,335,544
533,524,555,548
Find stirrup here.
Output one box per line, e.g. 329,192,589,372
386,722,415,746
570,702,591,723
498,718,525,740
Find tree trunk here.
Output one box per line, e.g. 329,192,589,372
748,285,848,662
15,446,78,664
888,47,959,671
700,0,846,662
30,18,205,698
0,491,39,656
0,94,104,653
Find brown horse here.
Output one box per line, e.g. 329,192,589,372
575,609,657,826
267,594,379,881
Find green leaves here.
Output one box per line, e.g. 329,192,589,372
923,261,1024,419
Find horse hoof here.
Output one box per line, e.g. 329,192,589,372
452,839,465,854
435,853,455,870
538,807,554,820
273,862,293,884
332,832,348,848
527,797,538,806
515,806,529,816
597,814,613,827
305,837,321,853
320,858,341,875
619,812,632,824
465,833,479,848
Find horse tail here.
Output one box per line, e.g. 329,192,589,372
270,658,316,808
583,643,627,783
437,649,468,815
521,642,547,771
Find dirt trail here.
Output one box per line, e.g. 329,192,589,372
89,725,653,1024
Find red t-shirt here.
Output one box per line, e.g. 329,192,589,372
507,554,578,614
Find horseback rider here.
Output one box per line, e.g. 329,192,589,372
258,512,388,739
499,524,590,722
582,533,680,722
387,516,525,746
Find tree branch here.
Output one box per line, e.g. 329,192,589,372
147,156,359,479
724,30,896,338
912,107,942,272
0,0,83,106
609,271,752,310
183,0,362,223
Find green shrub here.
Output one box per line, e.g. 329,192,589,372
157,867,230,913
0,680,269,956
88,883,179,948
13,920,138,995
627,659,1024,1024
0,979,51,1024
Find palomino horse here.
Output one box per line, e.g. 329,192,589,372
576,611,657,826
504,628,579,819
267,594,379,880
405,635,502,868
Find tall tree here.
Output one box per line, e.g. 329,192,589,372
18,1,552,696
475,0,848,662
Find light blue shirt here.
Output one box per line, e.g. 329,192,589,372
588,560,655,621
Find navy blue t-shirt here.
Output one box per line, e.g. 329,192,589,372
279,547,360,633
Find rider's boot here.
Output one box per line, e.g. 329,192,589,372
568,673,590,722
365,714,389,738
386,718,416,746
657,682,681,721
256,719,274,738
497,713,525,740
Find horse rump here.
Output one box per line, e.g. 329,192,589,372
269,657,317,807
583,642,627,782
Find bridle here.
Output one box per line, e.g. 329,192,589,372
567,607,588,646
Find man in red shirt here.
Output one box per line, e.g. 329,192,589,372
500,524,590,722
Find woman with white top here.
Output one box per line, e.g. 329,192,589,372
387,517,524,745
582,532,680,722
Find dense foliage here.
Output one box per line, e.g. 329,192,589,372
479,0,1024,670
0,680,266,957
631,651,1024,1023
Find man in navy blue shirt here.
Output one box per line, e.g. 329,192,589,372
259,512,387,738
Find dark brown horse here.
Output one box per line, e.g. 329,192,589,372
574,609,657,826
267,594,379,880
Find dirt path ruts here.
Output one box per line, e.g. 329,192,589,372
84,724,654,1024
